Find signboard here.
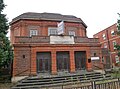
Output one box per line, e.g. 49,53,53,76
91,57,99,60
50,36,75,44
57,21,64,35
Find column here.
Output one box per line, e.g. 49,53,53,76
70,50,75,73
31,48,37,75
86,49,92,71
51,51,57,74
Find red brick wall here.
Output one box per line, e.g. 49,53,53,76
10,20,87,42
12,44,101,76
11,19,102,76
93,23,120,66
13,47,31,76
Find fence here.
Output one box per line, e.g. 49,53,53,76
42,78,120,89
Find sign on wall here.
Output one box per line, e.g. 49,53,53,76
50,36,75,44
91,57,100,60
57,21,64,35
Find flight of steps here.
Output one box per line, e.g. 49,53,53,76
11,72,112,89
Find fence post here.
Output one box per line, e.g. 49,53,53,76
118,78,120,86
62,84,63,89
92,81,96,89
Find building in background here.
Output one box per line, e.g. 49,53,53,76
93,23,120,67
10,12,102,81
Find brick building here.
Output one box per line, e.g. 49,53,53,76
10,12,102,81
93,23,120,67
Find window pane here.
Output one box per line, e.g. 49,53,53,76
30,30,38,37
69,31,75,36
115,55,119,63
102,34,106,40
48,28,57,35
111,30,115,36
113,41,116,49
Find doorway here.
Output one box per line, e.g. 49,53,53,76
74,51,86,70
56,51,70,72
36,52,51,73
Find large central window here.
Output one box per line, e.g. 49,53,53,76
48,27,57,36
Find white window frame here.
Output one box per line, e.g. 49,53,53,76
68,31,75,36
102,57,104,63
48,27,58,36
104,43,107,48
102,34,106,40
111,30,115,36
30,30,38,37
115,55,119,63
112,40,116,49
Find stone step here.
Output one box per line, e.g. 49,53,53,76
11,72,113,89
12,80,79,89
22,77,77,83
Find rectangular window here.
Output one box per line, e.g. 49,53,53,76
113,41,116,49
48,27,57,36
30,30,38,37
115,55,119,63
69,31,75,36
111,30,115,36
102,34,106,40
102,57,104,63
104,43,107,48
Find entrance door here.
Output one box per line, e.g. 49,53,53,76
74,51,86,70
37,52,51,73
56,52,69,71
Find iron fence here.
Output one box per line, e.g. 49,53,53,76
42,78,120,89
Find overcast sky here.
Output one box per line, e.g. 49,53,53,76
3,0,120,37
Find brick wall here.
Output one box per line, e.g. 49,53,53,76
11,20,87,43
13,47,31,76
93,23,120,66
11,19,102,77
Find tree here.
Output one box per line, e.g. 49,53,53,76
115,14,120,57
0,0,13,69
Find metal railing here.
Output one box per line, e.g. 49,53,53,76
41,78,120,89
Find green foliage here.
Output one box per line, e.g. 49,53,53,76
0,0,5,13
0,0,13,69
111,67,120,78
115,14,120,57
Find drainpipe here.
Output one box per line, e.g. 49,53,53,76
29,45,31,76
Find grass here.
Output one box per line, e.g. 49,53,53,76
0,83,15,89
111,72,120,78
110,67,120,78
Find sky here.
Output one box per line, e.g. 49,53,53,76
3,0,120,38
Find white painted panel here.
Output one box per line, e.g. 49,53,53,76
50,36,75,44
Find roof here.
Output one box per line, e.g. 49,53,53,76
93,23,117,36
10,12,87,28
